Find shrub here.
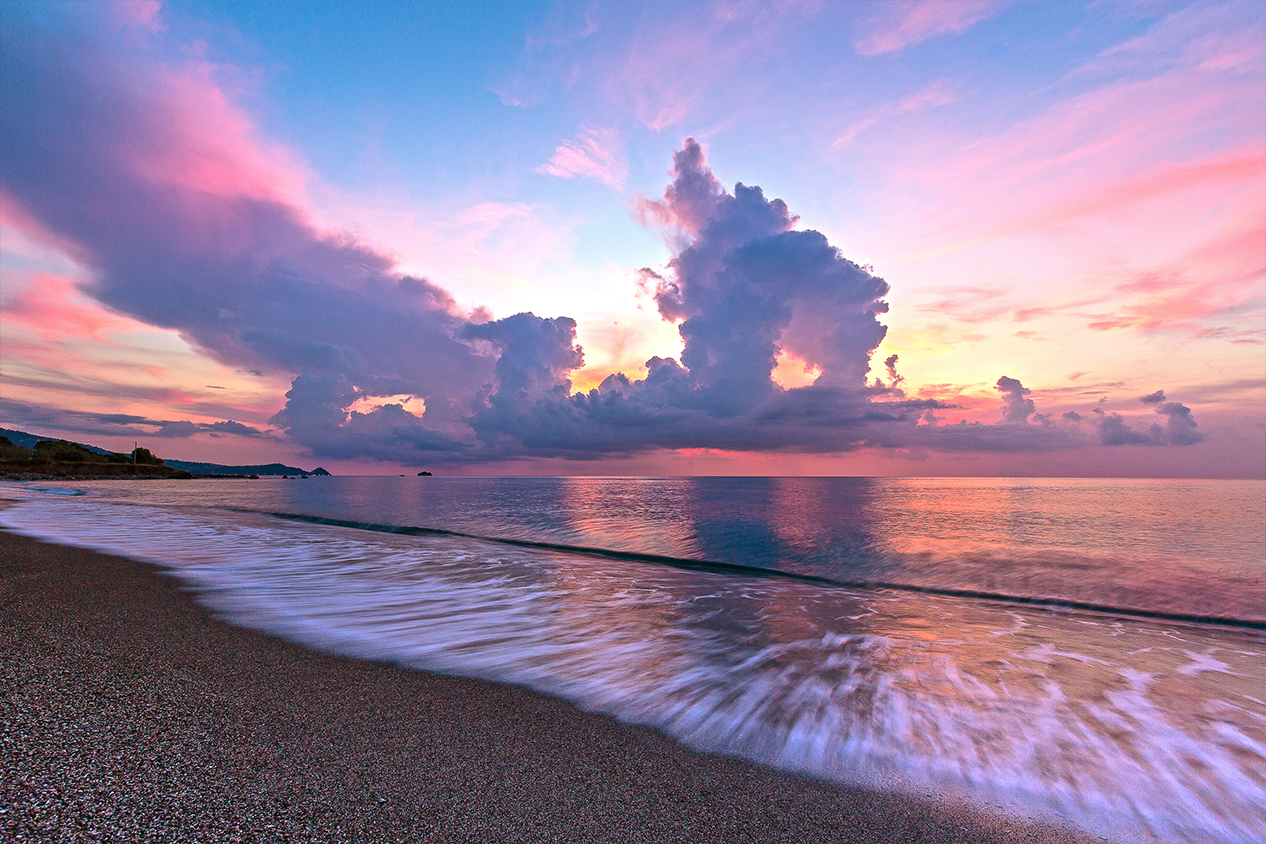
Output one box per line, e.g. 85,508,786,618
32,439,105,463
131,447,164,466
0,436,32,462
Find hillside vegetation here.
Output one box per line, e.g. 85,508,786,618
0,437,193,479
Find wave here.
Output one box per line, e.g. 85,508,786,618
253,508,1266,631
2,494,1264,844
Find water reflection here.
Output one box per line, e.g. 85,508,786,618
3,491,1264,844
555,477,703,559
16,475,1266,622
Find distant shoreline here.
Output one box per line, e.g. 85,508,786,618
1,427,330,480
0,463,193,481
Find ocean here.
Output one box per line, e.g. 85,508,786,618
2,476,1263,843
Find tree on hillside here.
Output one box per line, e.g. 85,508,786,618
32,439,105,463
0,436,32,462
131,447,164,466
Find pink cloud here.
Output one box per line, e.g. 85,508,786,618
0,270,290,426
1087,225,1266,336
3,12,495,459
834,78,958,148
3,365,200,410
915,285,1013,324
454,201,534,230
1,274,138,342
117,0,164,31
1071,2,1265,81
611,2,797,131
127,65,311,205
892,16,1265,257
854,0,1011,56
2,46,314,266
537,127,627,188
863,23,1265,355
968,147,1264,242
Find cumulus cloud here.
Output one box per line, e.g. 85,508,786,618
453,139,931,456
996,376,1036,424
450,140,1205,459
1088,391,1204,447
1155,401,1201,446
270,373,468,461
0,8,1206,466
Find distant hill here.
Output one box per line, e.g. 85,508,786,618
1,428,113,455
162,459,329,476
0,427,329,476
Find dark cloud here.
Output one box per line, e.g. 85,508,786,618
0,398,270,442
2,10,490,455
1140,390,1167,405
269,373,467,460
206,420,269,438
996,376,1036,425
1094,411,1157,446
153,420,200,438
449,141,1205,460
1154,400,1202,446
465,314,586,400
0,9,1207,465
450,139,924,456
1091,397,1203,447
884,354,904,388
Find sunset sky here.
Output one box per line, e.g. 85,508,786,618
2,0,1263,476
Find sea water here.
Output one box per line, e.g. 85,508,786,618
2,476,1263,842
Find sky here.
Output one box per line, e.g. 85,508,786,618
1,0,1263,477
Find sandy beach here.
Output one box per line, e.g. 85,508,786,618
1,529,1104,843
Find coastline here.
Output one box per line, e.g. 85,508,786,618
1,529,1103,843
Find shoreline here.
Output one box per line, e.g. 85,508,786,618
1,530,1103,843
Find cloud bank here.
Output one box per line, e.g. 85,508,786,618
0,11,1203,465
2,10,489,460
432,140,1205,460
0,398,271,442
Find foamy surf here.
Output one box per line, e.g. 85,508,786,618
2,492,1263,844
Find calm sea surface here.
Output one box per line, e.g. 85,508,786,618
2,476,1263,843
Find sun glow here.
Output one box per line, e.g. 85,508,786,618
771,350,821,390
348,394,427,417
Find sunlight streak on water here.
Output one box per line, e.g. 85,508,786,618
28,476,1266,623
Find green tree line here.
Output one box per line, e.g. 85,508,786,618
0,437,164,466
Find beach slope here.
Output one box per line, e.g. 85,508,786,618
1,531,1101,843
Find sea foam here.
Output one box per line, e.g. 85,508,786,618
3,490,1264,844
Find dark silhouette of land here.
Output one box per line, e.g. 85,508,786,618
0,428,330,479
0,435,192,480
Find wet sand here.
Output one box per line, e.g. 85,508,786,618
0,530,1104,843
